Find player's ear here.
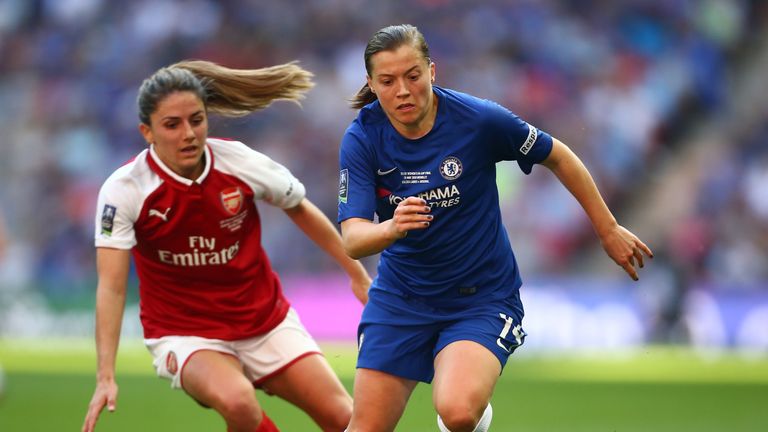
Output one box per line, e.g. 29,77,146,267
138,123,153,146
430,61,435,83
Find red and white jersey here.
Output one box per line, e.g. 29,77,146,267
94,138,306,340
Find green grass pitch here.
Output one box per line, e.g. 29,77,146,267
1,339,766,431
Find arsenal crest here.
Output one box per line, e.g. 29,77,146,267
220,187,243,215
166,351,178,375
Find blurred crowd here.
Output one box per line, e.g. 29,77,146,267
0,0,766,316
677,107,768,289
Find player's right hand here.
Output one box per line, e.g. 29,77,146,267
390,197,433,239
82,379,118,432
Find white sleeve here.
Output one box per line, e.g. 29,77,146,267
209,139,306,209
94,165,144,249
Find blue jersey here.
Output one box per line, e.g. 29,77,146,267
338,86,552,310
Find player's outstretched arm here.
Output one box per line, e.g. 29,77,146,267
82,248,131,432
284,198,372,304
541,139,653,280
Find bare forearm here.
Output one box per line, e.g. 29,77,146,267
542,140,653,280
341,196,430,259
543,139,617,236
94,283,126,381
341,218,400,259
92,248,130,381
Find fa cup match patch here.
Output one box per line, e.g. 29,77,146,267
100,204,116,236
338,169,349,203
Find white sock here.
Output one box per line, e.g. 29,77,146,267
473,403,493,432
437,403,493,432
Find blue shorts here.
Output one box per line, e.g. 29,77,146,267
356,290,526,383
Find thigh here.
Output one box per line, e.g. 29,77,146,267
261,353,352,430
432,340,500,413
347,368,418,432
431,295,526,411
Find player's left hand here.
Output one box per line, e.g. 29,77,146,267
599,225,653,281
350,273,371,305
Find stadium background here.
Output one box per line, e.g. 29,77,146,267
0,1,767,430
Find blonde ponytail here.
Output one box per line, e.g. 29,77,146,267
171,60,315,117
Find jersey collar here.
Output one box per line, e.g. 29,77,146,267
147,143,213,186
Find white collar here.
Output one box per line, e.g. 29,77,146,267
148,143,212,185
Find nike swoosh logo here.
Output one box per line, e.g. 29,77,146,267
377,167,397,176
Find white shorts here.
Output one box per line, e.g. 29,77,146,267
145,307,321,390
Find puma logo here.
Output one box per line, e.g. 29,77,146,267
149,207,171,222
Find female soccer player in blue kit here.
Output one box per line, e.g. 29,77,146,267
338,24,653,432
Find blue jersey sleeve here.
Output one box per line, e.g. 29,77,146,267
338,123,377,223
483,100,553,174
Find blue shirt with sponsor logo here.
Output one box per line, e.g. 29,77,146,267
338,86,552,316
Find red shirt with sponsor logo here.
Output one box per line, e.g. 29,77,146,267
94,138,305,340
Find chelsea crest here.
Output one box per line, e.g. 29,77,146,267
439,156,463,180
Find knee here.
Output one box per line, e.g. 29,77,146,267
321,410,351,432
329,405,353,431
213,387,261,424
435,402,483,432
317,395,352,432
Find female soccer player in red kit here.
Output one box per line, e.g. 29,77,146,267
82,60,371,432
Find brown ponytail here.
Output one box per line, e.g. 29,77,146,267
350,83,378,110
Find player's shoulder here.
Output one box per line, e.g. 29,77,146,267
102,149,152,189
343,104,387,152
99,149,161,210
351,101,388,133
208,136,277,162
207,136,253,158
207,137,287,178
444,87,524,132
435,86,494,121
437,86,479,103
